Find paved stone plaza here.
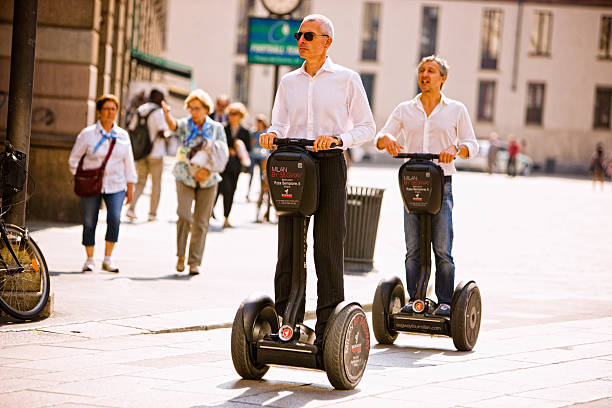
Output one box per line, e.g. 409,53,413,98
1,161,611,407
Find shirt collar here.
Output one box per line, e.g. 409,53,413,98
96,120,117,134
298,56,336,77
413,92,449,111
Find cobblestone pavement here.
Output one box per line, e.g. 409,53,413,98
1,160,611,407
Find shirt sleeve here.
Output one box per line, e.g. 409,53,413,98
456,104,479,158
375,104,404,146
338,72,376,149
68,129,89,175
268,78,289,139
152,108,169,135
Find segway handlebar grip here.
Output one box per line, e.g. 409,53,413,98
395,153,440,160
273,138,337,148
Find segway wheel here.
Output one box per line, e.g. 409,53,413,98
231,303,275,380
324,304,370,390
450,282,482,351
372,278,405,344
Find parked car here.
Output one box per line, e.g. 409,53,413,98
455,139,533,175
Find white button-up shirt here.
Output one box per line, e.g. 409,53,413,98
128,102,169,159
376,93,479,175
69,121,138,194
268,57,375,149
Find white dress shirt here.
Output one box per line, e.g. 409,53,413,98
376,93,479,175
268,57,375,149
69,121,138,194
129,102,169,159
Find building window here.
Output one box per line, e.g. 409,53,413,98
477,80,496,122
594,87,612,129
598,16,611,59
526,82,545,125
236,0,255,54
361,2,381,61
233,64,249,105
420,6,438,59
529,11,552,56
481,9,503,70
360,73,376,111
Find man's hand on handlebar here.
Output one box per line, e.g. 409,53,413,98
259,132,277,150
439,145,459,163
377,134,404,157
313,136,339,152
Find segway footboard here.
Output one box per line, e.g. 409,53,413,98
389,313,451,336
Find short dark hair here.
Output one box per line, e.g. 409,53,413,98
149,89,164,105
95,94,120,112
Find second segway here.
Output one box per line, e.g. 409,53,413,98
231,138,370,390
372,153,481,351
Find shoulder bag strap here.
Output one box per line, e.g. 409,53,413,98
99,138,116,171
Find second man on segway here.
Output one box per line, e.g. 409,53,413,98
376,55,479,316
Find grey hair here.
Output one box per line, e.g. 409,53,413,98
302,14,335,39
418,55,450,77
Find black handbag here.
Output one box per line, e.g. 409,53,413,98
74,139,116,197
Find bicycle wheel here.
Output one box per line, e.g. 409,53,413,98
0,224,50,320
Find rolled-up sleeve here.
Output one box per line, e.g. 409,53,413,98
124,143,138,183
457,104,478,158
375,105,403,145
339,73,376,149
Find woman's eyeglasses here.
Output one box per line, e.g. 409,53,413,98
293,32,329,41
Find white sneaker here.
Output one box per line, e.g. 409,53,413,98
126,209,137,220
82,260,95,272
148,214,157,222
102,261,119,273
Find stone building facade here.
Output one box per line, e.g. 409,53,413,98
0,0,167,222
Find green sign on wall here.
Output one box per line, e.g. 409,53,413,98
248,17,304,66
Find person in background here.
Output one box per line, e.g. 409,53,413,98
212,95,230,126
69,94,137,273
247,113,270,202
218,102,251,228
487,131,499,174
507,134,520,177
590,142,606,191
126,88,169,222
162,89,229,275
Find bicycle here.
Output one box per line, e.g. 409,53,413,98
0,141,50,320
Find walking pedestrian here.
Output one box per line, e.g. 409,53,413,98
126,88,169,222
218,102,251,228
69,94,137,273
259,14,375,344
487,131,499,174
211,95,230,126
375,54,478,316
590,143,606,190
162,89,229,275
507,135,519,177
247,114,270,202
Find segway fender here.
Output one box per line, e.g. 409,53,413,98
240,294,278,343
322,301,361,345
451,280,475,311
375,276,405,314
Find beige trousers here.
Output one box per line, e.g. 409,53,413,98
130,156,164,216
175,180,217,267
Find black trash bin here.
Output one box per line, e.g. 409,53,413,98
344,186,385,273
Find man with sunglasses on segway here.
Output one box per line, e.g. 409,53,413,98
260,14,375,346
375,55,478,317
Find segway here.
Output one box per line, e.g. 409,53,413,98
372,153,481,351
231,138,370,390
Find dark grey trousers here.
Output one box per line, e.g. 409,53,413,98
274,151,347,338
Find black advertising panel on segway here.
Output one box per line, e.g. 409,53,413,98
266,139,319,216
397,153,445,215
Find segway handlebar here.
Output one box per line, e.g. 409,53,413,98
395,153,440,160
273,138,337,148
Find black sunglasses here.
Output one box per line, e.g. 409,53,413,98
293,31,329,41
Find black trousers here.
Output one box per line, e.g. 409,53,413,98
274,151,347,338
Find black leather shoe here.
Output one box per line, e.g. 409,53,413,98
399,300,414,314
434,303,451,316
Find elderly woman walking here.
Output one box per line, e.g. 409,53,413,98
69,94,137,273
162,89,228,275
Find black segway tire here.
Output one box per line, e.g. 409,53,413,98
372,277,405,344
231,303,274,380
450,282,482,351
324,303,370,390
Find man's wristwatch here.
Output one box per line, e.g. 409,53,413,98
333,136,343,147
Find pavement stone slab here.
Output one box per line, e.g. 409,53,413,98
515,380,612,404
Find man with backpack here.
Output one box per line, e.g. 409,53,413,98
126,88,169,222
